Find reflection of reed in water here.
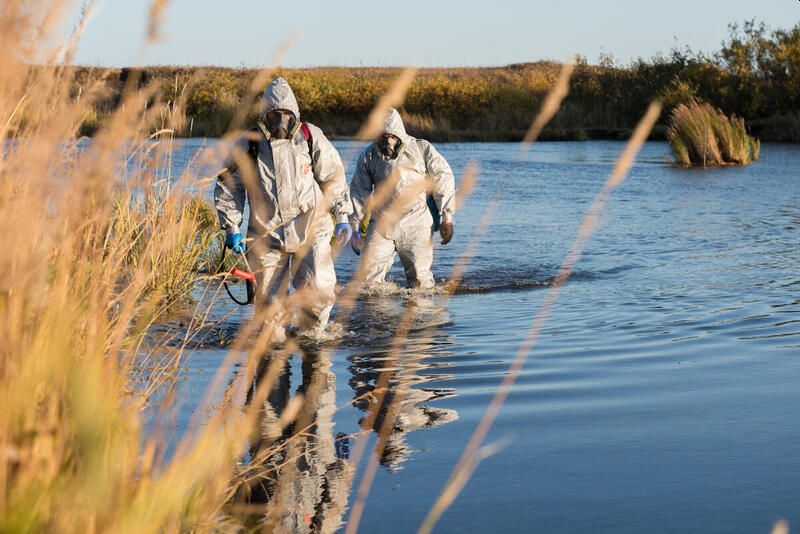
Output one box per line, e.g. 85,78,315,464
348,296,459,471
239,350,352,533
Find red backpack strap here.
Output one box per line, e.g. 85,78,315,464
300,122,315,166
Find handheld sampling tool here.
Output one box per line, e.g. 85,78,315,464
222,246,256,306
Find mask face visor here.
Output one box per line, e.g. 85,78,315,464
378,134,403,159
266,109,296,139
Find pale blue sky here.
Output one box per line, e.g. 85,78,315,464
70,0,799,67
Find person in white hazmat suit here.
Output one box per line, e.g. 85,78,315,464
215,77,352,340
349,108,456,289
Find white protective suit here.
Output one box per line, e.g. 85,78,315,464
215,77,352,334
349,109,456,289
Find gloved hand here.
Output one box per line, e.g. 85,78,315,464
439,221,454,245
351,232,365,256
335,222,352,246
225,232,246,254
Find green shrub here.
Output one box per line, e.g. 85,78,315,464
752,112,800,143
186,69,243,136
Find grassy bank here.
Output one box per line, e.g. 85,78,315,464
59,20,800,142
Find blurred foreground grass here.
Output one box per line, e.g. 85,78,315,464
0,2,258,530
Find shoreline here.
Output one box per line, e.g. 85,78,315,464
58,59,797,144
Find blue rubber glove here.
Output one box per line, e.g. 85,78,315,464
335,222,352,245
225,232,246,254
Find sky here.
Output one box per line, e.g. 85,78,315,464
67,0,800,67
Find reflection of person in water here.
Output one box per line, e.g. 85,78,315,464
350,365,458,471
240,350,352,533
348,297,459,471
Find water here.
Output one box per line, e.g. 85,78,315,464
161,140,799,532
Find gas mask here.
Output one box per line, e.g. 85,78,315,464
265,109,297,140
378,134,403,159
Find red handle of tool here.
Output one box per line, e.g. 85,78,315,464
230,267,256,282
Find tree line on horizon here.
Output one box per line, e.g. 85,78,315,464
60,20,800,143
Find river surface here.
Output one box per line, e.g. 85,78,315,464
159,140,800,533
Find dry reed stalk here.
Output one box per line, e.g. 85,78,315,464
521,57,575,148
147,0,170,43
772,519,790,534
419,101,662,534
61,0,97,66
355,67,418,141
344,60,579,533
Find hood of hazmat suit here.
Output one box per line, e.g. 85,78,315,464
214,77,352,330
348,108,456,288
261,76,301,119
215,77,351,253
382,108,410,139
350,108,454,236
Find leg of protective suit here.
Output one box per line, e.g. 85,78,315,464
361,230,397,284
394,207,435,289
397,232,435,289
250,247,292,340
292,232,337,330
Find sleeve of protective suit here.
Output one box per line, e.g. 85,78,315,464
419,140,456,223
214,138,249,235
308,124,352,224
348,148,374,229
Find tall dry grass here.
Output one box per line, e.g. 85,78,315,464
667,99,760,167
0,1,259,531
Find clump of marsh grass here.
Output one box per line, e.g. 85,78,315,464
110,188,221,309
667,99,760,167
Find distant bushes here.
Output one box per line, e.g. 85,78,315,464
667,100,759,166
185,70,242,137
64,20,799,143
751,112,800,143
